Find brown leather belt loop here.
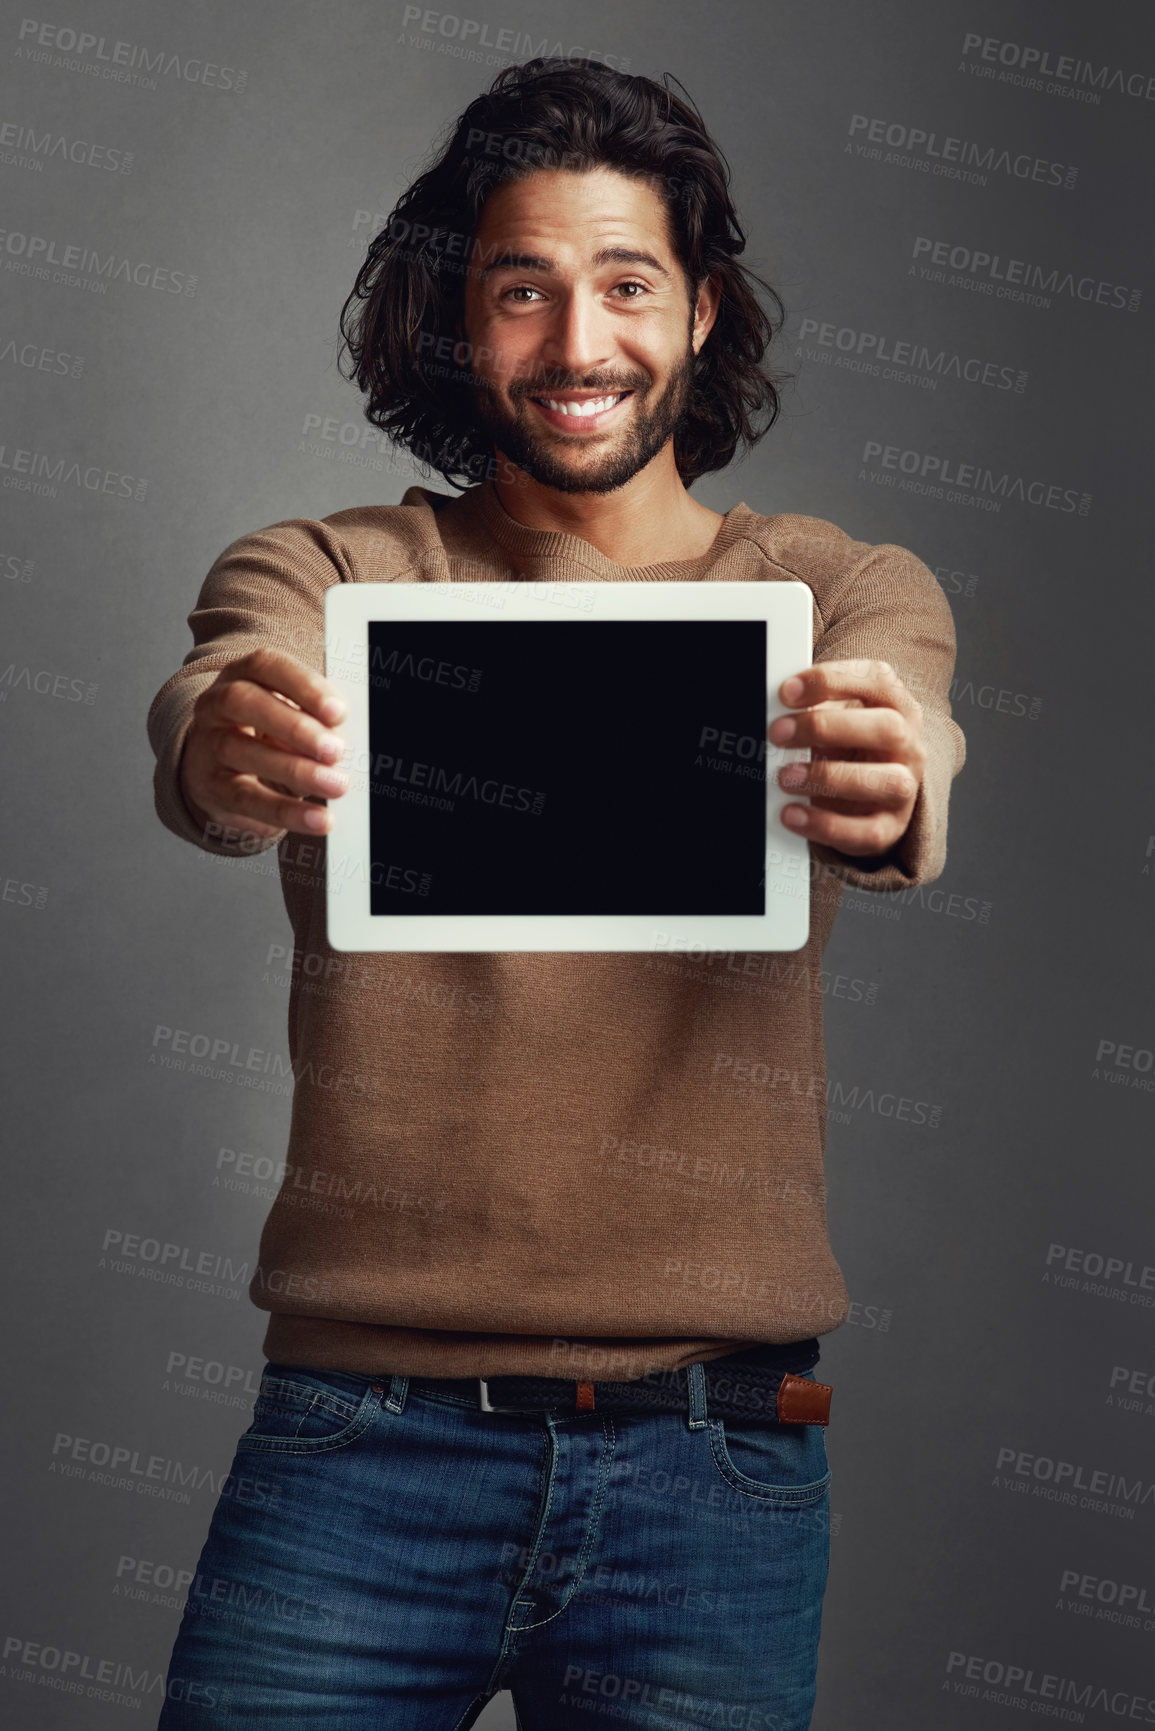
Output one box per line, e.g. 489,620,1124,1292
575,1380,596,1411
776,1371,832,1425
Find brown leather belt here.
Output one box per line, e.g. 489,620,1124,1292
410,1340,832,1426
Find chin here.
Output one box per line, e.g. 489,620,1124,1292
517,453,646,495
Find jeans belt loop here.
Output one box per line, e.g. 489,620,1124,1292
384,1373,409,1414
686,1360,708,1431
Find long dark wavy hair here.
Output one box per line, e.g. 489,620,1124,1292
337,57,790,491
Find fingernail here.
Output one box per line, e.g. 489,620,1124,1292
769,717,796,743
304,807,328,831
781,677,804,703
781,805,808,830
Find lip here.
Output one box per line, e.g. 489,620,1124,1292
525,391,633,433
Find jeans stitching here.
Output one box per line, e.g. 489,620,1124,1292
237,1383,385,1455
511,1415,617,1630
707,1418,832,1505
487,1421,558,1667
449,1688,493,1731
256,1376,361,1423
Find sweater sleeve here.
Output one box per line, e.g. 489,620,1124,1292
805,539,967,894
146,518,347,857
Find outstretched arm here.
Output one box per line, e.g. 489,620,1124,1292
770,543,967,893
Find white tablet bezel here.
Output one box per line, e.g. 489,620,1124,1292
324,579,812,952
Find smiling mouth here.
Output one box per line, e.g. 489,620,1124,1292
526,390,633,424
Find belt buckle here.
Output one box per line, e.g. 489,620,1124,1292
478,1377,595,1413
478,1378,511,1413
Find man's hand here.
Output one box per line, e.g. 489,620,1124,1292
768,658,926,858
179,647,349,842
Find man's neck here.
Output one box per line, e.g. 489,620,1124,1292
491,452,725,567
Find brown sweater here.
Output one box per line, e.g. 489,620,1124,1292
147,479,966,1380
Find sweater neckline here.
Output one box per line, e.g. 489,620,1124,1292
455,479,755,581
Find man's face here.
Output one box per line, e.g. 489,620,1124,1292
459,166,718,495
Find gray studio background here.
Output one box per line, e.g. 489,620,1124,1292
3,1,1153,1726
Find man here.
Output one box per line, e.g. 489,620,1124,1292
150,56,964,1731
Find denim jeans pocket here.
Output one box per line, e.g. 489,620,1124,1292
237,1363,385,1456
707,1412,831,1504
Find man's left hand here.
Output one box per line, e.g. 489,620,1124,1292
768,659,927,858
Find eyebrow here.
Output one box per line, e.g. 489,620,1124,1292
478,245,673,283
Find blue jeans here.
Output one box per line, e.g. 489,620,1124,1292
157,1357,831,1729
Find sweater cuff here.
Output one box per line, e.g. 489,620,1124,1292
808,707,965,894
147,673,287,859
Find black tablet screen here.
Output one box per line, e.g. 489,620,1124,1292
367,621,767,916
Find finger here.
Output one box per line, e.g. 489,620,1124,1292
778,658,921,720
780,802,904,856
770,704,914,757
220,646,346,725
777,758,918,805
207,677,346,765
217,730,349,799
201,771,335,838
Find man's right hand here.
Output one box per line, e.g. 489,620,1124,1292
179,647,348,842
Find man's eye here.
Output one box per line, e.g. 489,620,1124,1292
500,281,650,302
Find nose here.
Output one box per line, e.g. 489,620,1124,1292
535,287,615,383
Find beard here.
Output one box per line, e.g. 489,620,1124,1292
467,340,697,496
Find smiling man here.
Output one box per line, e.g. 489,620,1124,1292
150,56,965,1731
463,167,714,527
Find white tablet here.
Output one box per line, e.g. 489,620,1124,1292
323,579,812,952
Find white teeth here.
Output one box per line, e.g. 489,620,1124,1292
536,393,624,417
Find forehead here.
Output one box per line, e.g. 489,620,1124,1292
472,166,675,259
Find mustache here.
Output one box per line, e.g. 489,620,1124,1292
511,376,648,397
